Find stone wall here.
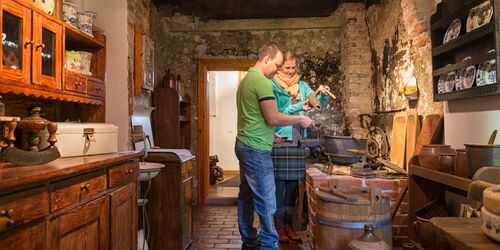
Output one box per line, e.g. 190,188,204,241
366,0,442,116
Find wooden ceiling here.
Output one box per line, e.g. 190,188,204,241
153,0,378,20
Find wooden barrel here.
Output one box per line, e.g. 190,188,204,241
307,186,392,250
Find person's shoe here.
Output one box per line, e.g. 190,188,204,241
284,226,301,243
242,240,260,250
277,227,289,243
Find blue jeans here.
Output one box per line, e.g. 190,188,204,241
235,140,278,250
274,180,298,229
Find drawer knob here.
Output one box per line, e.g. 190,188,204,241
0,209,15,226
80,183,90,190
125,169,134,175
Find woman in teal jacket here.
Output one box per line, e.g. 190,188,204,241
271,51,328,243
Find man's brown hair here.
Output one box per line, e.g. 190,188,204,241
257,43,280,61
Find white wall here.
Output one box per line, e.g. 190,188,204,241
209,71,240,170
444,94,500,149
86,0,130,150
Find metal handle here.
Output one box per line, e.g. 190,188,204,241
36,42,46,50
125,169,134,175
80,183,90,190
0,209,15,226
24,40,33,48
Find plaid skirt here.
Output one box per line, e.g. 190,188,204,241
271,146,306,180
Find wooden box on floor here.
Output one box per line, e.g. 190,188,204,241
144,150,195,250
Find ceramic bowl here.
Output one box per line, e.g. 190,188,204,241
63,2,78,27
443,19,461,44
483,185,500,215
79,51,93,76
77,11,92,26
481,207,500,243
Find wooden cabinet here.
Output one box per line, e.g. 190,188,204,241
1,0,62,88
110,182,138,250
431,0,500,101
153,87,191,149
0,0,106,105
145,151,195,250
0,152,141,250
48,196,109,250
1,0,34,84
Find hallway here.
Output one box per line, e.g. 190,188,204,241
192,205,309,250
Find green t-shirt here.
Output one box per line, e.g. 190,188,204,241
236,67,275,151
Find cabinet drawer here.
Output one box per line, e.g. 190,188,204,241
108,162,139,189
0,186,48,234
87,78,105,97
50,170,106,212
65,73,87,94
181,161,193,180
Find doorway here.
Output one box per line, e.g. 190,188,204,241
197,59,256,205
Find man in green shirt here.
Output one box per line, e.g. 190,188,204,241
235,43,314,250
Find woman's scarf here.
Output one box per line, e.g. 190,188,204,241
274,71,300,99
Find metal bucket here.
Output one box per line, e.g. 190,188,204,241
321,135,367,164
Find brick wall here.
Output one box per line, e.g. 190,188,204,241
339,3,373,135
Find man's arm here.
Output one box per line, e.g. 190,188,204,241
260,100,314,128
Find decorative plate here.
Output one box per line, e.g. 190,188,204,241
443,19,461,44
27,0,55,15
466,0,493,32
476,59,495,86
463,65,476,89
444,71,456,93
456,67,466,91
486,59,497,85
437,74,446,94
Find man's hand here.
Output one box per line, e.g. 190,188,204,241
299,116,315,128
302,100,313,111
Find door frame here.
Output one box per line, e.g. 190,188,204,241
197,58,256,205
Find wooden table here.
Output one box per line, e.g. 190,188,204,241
430,217,500,250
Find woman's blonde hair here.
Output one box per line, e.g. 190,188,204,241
281,50,297,63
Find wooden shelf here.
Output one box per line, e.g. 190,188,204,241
432,22,494,57
433,84,499,101
64,23,105,50
409,164,472,192
430,0,487,31
433,52,496,76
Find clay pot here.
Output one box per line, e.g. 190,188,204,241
438,153,455,174
418,144,455,170
454,149,468,178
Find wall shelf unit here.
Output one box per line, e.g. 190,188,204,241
431,0,500,102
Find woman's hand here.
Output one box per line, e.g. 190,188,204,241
302,100,313,111
274,133,285,143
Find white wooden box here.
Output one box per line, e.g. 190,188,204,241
28,123,119,157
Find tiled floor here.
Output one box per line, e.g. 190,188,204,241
192,205,309,250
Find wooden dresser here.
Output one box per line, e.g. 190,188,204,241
144,150,195,250
0,151,142,250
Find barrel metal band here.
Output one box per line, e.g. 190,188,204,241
315,215,391,229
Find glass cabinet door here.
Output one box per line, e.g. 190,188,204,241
1,1,32,83
32,12,62,88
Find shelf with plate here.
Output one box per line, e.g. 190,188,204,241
432,21,494,57
431,0,499,102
